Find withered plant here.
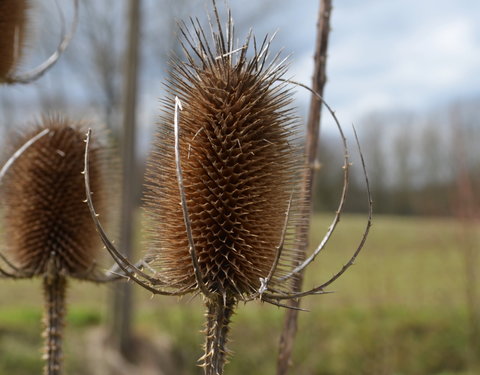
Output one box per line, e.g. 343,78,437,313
0,0,78,84
84,2,372,374
0,116,119,375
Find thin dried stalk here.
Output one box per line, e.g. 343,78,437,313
277,1,332,374
42,272,67,375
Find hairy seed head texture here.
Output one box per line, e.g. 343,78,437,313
144,14,307,299
0,116,107,276
0,0,29,80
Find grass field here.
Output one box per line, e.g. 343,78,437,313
0,214,479,374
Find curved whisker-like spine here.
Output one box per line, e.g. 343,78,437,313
0,128,49,280
174,97,213,299
0,129,49,182
265,125,372,301
248,190,294,301
84,129,191,296
278,79,350,280
4,0,79,84
0,251,22,274
262,298,310,311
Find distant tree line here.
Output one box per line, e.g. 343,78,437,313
314,98,480,216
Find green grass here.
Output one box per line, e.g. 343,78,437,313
0,214,478,374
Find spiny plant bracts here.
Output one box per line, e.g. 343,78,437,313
0,116,107,276
143,11,307,300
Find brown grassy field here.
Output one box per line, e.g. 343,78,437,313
0,214,478,374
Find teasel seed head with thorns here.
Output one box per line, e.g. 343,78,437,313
84,2,372,374
0,0,79,85
0,0,29,80
0,116,119,375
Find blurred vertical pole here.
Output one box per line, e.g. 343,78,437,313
451,110,480,372
110,0,141,360
277,0,332,374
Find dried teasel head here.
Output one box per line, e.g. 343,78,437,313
0,0,29,80
83,3,371,373
143,7,307,300
0,116,107,277
0,0,79,85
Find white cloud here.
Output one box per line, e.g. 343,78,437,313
286,0,480,128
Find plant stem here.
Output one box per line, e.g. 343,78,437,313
43,273,67,375
277,1,332,374
202,295,235,375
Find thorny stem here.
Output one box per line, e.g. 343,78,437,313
201,295,235,375
278,0,332,374
42,272,66,375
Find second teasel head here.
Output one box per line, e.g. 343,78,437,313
0,116,108,277
143,12,307,299
0,0,29,81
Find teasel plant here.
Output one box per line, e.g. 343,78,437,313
0,0,78,85
0,116,126,375
84,1,372,374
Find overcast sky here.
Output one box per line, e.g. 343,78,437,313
281,0,480,126
1,0,479,138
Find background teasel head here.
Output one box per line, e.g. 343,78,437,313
0,0,79,85
0,116,113,375
0,0,29,80
0,116,108,278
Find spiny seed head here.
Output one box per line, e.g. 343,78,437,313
0,116,107,276
0,0,29,80
144,12,307,298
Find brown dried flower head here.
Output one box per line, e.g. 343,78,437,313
1,116,106,276
143,11,307,300
0,0,29,80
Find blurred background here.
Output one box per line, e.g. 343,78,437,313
0,0,479,374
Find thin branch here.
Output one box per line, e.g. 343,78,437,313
277,2,332,373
